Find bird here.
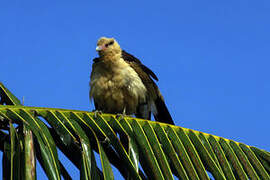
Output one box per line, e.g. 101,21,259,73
89,37,174,125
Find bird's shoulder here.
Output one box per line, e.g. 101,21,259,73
91,57,105,77
93,57,100,63
121,50,158,81
92,57,105,68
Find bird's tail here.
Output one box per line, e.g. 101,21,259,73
153,96,174,125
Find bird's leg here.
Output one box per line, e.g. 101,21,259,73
122,107,126,116
115,107,127,120
115,107,133,120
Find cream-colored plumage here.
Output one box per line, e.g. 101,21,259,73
90,37,147,114
90,37,174,125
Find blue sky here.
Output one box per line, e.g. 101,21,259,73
1,1,270,179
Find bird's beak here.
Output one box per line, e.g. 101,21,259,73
96,46,103,51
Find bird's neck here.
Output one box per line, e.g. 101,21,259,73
99,48,121,59
98,52,127,73
99,52,122,63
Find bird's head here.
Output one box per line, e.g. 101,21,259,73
96,37,121,57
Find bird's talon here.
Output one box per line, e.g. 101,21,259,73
92,110,102,118
116,113,125,120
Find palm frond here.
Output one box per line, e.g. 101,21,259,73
1,82,270,180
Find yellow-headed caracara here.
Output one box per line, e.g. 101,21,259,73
90,37,174,125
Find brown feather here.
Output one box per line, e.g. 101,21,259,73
121,50,174,125
90,37,174,125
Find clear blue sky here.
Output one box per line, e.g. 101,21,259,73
1,1,270,179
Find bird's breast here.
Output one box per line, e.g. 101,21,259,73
90,59,147,114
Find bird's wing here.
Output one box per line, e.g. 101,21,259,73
93,57,100,63
90,57,104,111
121,50,174,125
121,50,159,100
122,50,158,81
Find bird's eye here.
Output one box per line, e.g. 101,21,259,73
105,41,114,48
108,41,114,45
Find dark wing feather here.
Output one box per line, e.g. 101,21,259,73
93,57,99,63
121,50,174,125
91,57,103,111
122,50,158,81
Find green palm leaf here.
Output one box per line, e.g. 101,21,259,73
1,82,270,179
